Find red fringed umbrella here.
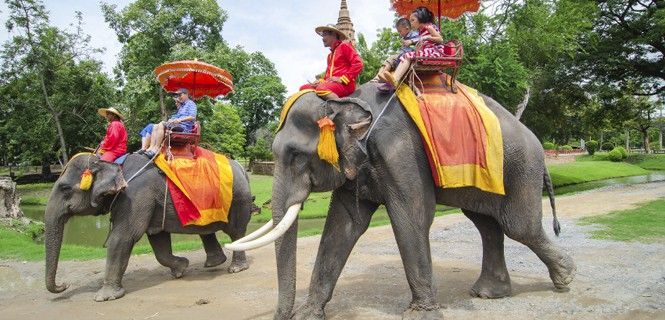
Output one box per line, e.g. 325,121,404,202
391,0,481,20
154,60,234,100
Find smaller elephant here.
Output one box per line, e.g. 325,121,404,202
44,154,255,301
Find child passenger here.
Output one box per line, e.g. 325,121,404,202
376,17,419,90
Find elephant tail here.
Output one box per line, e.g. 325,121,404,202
543,166,561,236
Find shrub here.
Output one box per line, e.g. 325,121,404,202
608,149,623,162
601,142,614,151
543,142,556,150
559,145,573,151
586,140,598,155
649,142,661,151
615,146,628,159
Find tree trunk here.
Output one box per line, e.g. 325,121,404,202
39,74,69,163
159,85,167,121
642,129,651,154
0,177,22,219
625,129,630,150
659,127,662,150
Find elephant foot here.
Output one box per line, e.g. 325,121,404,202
204,251,227,268
94,284,126,302
402,303,442,320
470,274,512,299
170,257,189,278
293,302,325,320
228,260,249,273
550,255,576,290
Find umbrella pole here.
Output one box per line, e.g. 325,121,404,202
438,0,442,30
192,72,196,98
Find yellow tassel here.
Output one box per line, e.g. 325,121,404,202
317,117,340,171
80,169,93,191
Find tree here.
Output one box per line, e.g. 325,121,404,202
202,102,245,158
103,1,285,149
582,0,665,96
2,0,107,163
356,28,402,84
101,0,228,149
1,0,115,166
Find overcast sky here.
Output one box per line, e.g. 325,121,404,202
0,0,396,94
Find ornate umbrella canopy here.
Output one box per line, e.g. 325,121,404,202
154,60,234,100
391,0,480,20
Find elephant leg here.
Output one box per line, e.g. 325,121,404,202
384,190,441,319
226,233,249,273
94,227,143,302
147,232,189,278
295,188,378,320
462,210,511,298
500,215,576,290
200,233,227,268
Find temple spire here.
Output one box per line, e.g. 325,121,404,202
336,0,355,43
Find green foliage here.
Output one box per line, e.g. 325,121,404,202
542,141,556,150
559,145,573,151
579,1,665,96
102,0,285,150
1,0,115,164
607,149,623,162
601,142,615,151
245,138,273,162
579,198,665,242
356,28,402,84
585,140,598,155
615,146,628,159
202,102,245,158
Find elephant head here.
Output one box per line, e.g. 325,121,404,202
44,154,126,294
225,93,372,318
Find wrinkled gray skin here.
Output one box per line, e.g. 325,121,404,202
271,84,576,319
44,154,253,301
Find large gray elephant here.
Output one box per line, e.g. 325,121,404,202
45,153,255,301
226,83,576,319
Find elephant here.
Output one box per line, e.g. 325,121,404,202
44,153,255,301
225,83,576,319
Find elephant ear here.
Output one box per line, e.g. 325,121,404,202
324,98,372,180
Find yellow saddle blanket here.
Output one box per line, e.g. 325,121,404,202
396,74,505,195
154,147,234,226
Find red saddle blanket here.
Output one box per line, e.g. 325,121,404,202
396,74,505,195
154,147,234,226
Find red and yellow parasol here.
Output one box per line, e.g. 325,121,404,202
154,60,234,100
391,0,480,20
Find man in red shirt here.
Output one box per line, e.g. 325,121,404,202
97,107,127,163
300,24,364,100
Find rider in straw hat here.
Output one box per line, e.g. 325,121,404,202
299,24,363,100
97,106,127,163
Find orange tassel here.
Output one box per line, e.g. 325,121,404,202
80,169,93,190
317,117,340,171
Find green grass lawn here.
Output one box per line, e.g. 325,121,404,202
547,161,649,187
579,198,665,242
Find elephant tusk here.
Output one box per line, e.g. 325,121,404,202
232,219,274,244
224,203,301,251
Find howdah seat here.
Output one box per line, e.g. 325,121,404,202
411,39,463,93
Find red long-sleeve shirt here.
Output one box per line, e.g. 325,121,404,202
323,40,363,86
100,120,127,155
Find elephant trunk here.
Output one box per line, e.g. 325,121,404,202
272,168,301,320
44,203,69,293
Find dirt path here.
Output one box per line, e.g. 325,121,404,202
1,182,664,320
